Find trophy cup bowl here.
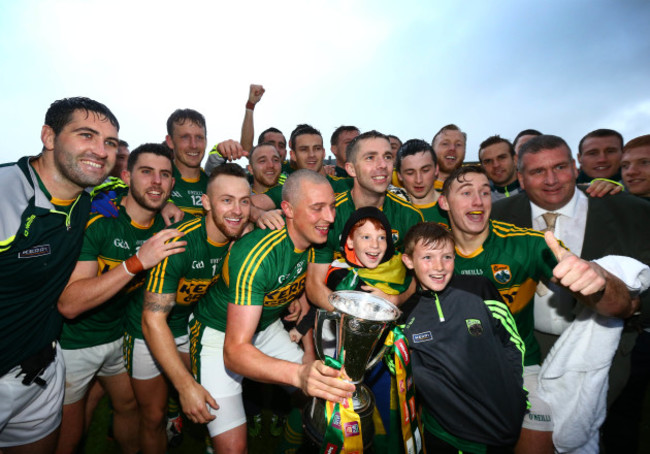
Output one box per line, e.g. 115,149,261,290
304,290,401,451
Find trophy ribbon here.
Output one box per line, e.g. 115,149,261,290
384,326,424,454
320,356,364,454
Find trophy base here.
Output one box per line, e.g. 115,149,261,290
302,384,376,452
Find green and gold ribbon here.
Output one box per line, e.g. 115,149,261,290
321,356,364,453
384,326,424,454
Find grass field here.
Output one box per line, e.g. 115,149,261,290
84,390,650,453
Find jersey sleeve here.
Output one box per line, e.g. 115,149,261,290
224,237,273,306
265,185,283,208
145,239,186,295
78,214,106,262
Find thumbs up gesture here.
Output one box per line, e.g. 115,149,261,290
545,231,607,296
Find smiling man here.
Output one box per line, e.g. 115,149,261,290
479,135,522,200
576,129,624,183
621,134,650,201
0,97,119,453
247,142,282,194
432,124,466,190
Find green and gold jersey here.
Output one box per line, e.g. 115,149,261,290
413,200,450,229
311,190,424,264
60,205,167,350
453,220,558,366
194,227,308,332
170,165,208,217
125,217,229,339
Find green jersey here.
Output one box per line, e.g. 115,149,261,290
453,220,558,366
414,200,450,229
312,190,424,264
194,227,308,332
140,216,229,338
170,164,208,217
60,205,166,349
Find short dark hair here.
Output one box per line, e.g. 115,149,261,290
432,124,466,145
127,143,174,172
289,124,322,150
45,97,119,136
346,130,390,164
478,135,515,160
517,135,572,171
513,129,542,151
441,164,488,196
396,139,436,173
207,162,248,186
624,134,650,152
248,142,280,162
258,127,284,145
330,126,360,147
578,129,623,155
387,134,402,146
404,222,454,257
166,109,207,136
118,140,129,148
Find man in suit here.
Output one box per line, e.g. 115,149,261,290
491,134,650,453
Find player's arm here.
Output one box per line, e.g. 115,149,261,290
240,84,265,152
223,303,355,403
306,262,335,311
142,291,218,423
58,229,186,319
545,231,637,318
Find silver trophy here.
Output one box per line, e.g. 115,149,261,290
304,290,401,450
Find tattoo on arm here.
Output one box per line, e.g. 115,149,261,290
143,292,176,314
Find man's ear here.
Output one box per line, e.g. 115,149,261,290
438,194,449,211
201,193,211,212
165,135,174,150
345,161,356,178
281,200,293,219
121,169,131,186
402,253,414,270
517,171,525,190
41,125,55,151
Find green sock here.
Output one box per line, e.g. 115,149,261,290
167,394,180,417
275,407,303,454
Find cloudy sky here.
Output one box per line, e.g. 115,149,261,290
1,0,649,166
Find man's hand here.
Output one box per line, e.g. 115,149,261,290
138,229,187,269
161,202,184,226
545,231,606,295
217,139,247,161
322,165,336,176
256,209,286,230
284,296,303,323
248,84,265,105
179,381,219,424
296,360,355,404
585,179,624,197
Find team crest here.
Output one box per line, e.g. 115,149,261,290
491,264,511,284
466,319,483,336
391,229,399,244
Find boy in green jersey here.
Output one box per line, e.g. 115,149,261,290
56,144,185,454
437,165,634,454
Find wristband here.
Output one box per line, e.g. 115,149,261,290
591,178,624,189
209,143,223,158
124,252,144,276
246,101,255,111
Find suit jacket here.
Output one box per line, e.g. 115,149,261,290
491,190,650,324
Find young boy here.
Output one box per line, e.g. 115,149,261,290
400,222,528,454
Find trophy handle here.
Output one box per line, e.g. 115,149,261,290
314,309,339,362
365,322,394,371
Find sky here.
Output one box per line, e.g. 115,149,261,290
1,0,649,167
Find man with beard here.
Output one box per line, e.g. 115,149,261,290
142,164,253,454
56,143,185,454
0,97,119,453
432,124,466,191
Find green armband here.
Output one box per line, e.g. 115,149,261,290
209,143,222,158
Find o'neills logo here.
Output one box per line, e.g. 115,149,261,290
396,338,410,364
18,244,51,258
324,443,339,454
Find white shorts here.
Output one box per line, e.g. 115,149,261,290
190,317,303,437
123,332,189,381
0,344,64,447
522,364,553,431
62,338,126,404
